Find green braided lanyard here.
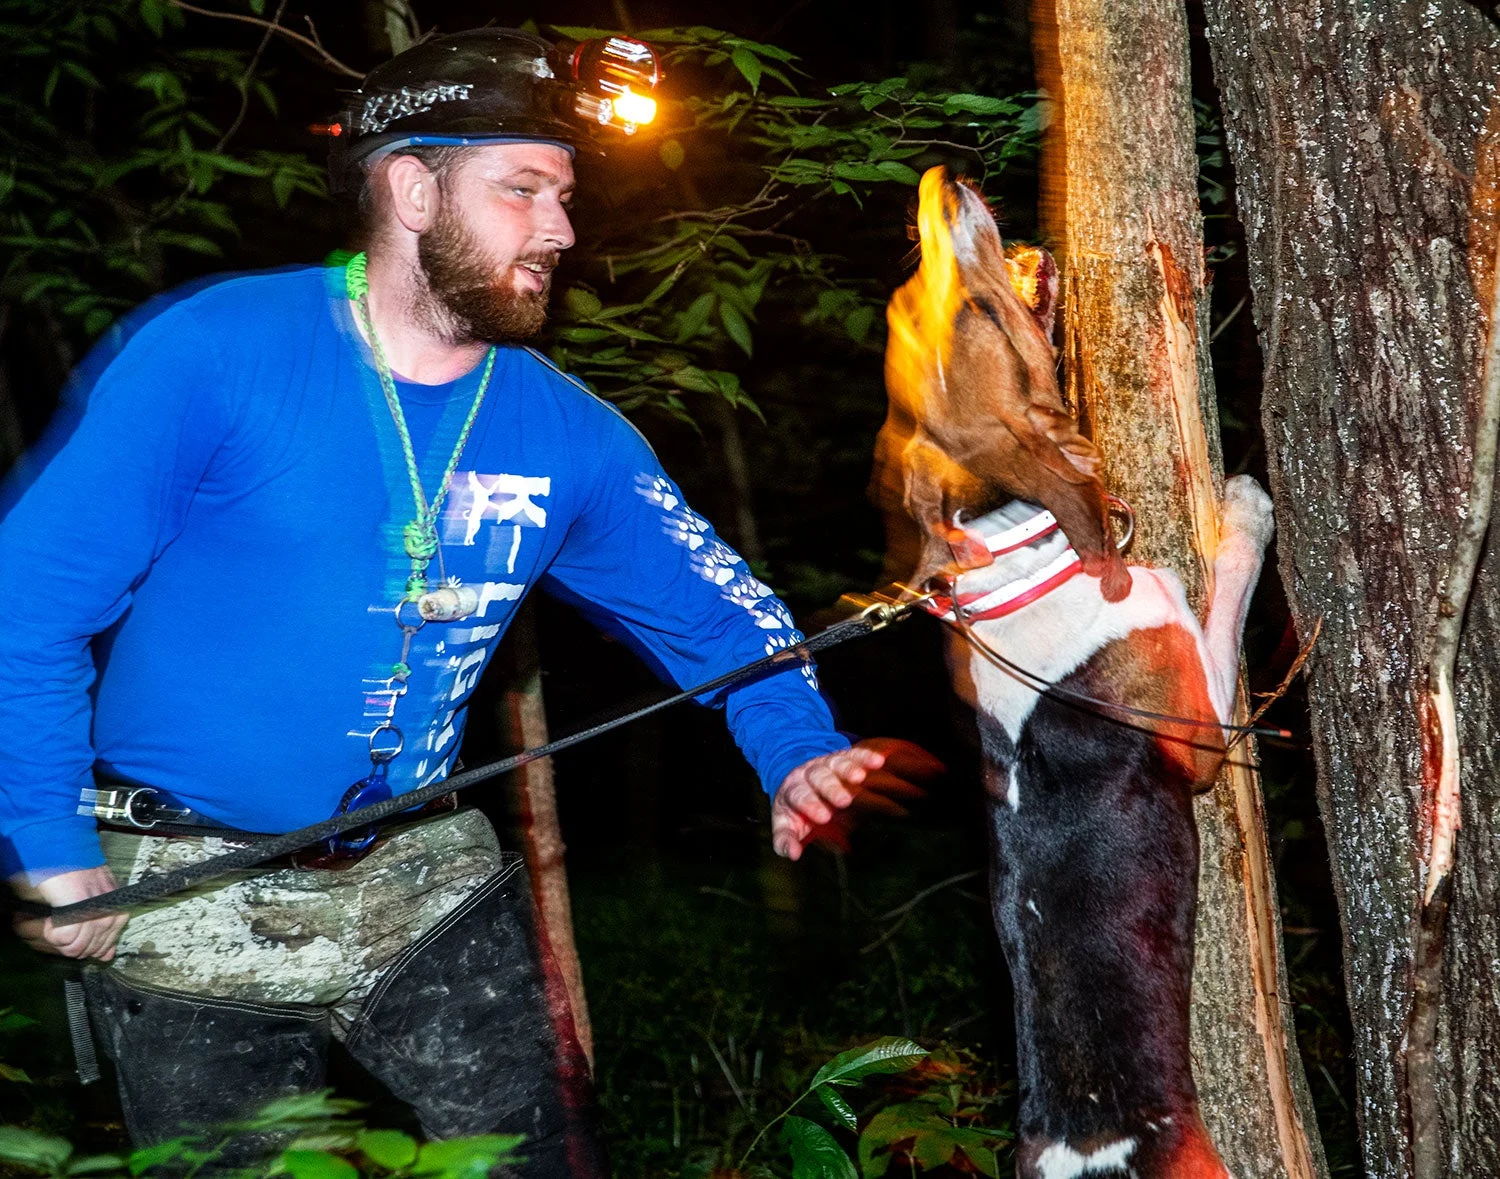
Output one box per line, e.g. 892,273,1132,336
346,252,497,603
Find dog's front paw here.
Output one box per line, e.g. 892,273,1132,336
1219,475,1275,549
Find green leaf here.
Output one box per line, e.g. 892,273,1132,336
811,1037,928,1089
643,273,678,305
844,305,875,344
668,366,720,394
816,1084,858,1132
356,1130,417,1170
412,1135,525,1179
241,1090,359,1130
274,1151,357,1179
719,299,753,356
546,26,617,39
941,93,1015,116
730,47,763,92
725,37,798,63
127,1138,198,1177
564,287,604,319
154,231,222,257
674,291,716,341
910,1125,964,1171
0,1011,38,1033
272,169,299,209
959,1135,1002,1178
0,1126,72,1171
830,162,893,183
781,1116,856,1179
0,1062,33,1083
253,80,279,117
659,138,686,171
557,326,612,344
874,160,922,185
1017,102,1047,137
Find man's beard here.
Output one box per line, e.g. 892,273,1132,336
416,206,555,344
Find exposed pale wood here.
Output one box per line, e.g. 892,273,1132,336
1200,2,1500,1174
1032,1,1325,1175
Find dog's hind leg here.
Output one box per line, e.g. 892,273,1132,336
1201,475,1276,724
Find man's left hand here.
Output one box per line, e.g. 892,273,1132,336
771,738,938,860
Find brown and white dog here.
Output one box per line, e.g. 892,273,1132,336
876,167,1274,1179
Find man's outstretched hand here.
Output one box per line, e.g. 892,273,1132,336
771,738,941,860
11,866,128,961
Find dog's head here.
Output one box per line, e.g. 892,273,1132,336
874,166,1130,601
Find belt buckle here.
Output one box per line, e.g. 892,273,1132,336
78,786,164,829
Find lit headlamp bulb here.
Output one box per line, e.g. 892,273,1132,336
611,89,657,128
568,35,661,135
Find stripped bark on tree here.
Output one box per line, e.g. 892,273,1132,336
1032,0,1325,1173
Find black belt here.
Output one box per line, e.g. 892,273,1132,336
80,780,458,870
79,783,270,840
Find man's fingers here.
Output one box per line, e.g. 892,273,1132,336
856,769,928,802
846,791,909,818
853,737,945,779
772,740,943,859
802,765,854,809
12,916,57,956
35,914,125,961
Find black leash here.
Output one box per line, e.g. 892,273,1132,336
21,580,1295,926
30,600,911,925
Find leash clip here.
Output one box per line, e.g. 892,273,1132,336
835,587,937,631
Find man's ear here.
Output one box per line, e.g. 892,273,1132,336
1004,245,1059,342
382,155,441,234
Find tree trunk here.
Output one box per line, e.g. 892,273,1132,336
498,605,595,1065
1200,2,1500,1174
1031,1,1326,1175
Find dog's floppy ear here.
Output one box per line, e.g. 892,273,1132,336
1004,245,1059,342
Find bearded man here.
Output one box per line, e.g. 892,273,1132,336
0,30,899,1176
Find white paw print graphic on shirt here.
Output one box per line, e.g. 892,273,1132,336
634,472,817,688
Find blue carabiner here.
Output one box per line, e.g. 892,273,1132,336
326,760,394,856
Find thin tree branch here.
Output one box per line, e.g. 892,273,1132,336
1245,615,1321,731
216,0,287,153
166,0,364,78
146,0,288,232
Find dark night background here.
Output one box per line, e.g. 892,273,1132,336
0,2,1353,1174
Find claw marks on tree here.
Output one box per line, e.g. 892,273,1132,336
1417,669,1461,906
1407,218,1500,1179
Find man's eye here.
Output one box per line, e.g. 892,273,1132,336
512,187,534,198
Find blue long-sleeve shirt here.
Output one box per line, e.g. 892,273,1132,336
0,263,847,877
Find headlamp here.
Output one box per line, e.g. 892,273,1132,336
560,36,661,134
324,28,665,192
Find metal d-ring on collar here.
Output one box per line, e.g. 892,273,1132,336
1107,494,1135,552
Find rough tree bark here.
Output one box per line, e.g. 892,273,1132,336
1200,2,1500,1175
1031,1,1326,1175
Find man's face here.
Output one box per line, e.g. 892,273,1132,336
416,142,577,344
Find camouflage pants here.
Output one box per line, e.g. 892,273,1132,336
84,810,603,1177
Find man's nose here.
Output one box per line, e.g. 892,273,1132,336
541,199,575,251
